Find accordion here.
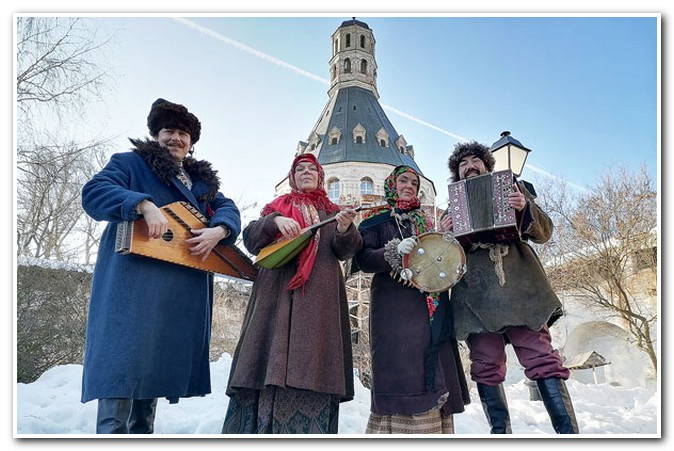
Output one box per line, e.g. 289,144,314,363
447,170,521,249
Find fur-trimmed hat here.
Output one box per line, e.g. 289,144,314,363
447,140,495,182
147,98,201,144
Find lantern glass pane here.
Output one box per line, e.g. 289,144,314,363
510,148,529,177
491,147,511,173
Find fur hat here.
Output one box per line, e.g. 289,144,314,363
146,98,201,144
447,140,495,182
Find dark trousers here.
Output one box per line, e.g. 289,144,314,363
96,398,158,434
467,325,569,385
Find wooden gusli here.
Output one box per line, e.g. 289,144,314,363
115,201,257,281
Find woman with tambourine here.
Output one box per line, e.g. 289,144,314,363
353,165,470,434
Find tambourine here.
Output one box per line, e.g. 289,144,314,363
401,232,467,292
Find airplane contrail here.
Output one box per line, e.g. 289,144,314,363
173,17,330,84
173,17,472,143
173,17,589,193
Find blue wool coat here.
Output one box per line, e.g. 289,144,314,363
80,145,240,403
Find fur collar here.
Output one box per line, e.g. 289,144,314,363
129,138,220,201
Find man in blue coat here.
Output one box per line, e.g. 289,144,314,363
81,98,241,434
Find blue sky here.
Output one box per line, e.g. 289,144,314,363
6,6,667,446
15,13,660,221
68,13,659,217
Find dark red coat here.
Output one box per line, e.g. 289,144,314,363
226,210,362,401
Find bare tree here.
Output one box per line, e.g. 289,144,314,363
16,137,111,260
16,17,111,129
15,16,114,261
538,164,657,373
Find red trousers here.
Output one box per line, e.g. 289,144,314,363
466,325,570,386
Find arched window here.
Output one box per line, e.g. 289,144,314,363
344,58,351,73
356,136,363,144
345,33,351,47
360,35,365,48
331,137,338,145
360,59,367,74
327,178,340,203
379,139,386,147
360,177,374,195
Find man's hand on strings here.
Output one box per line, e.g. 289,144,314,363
186,226,229,261
138,200,169,239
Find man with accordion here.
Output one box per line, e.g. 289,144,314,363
442,141,579,434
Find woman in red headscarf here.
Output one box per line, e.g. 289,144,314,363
222,153,362,434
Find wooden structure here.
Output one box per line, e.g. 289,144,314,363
564,350,611,384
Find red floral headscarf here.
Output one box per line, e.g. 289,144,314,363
261,153,340,289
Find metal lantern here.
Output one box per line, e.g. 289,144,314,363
489,131,532,177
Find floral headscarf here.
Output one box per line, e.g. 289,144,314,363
360,165,432,235
261,153,340,289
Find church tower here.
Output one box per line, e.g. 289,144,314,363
271,19,442,382
275,18,437,213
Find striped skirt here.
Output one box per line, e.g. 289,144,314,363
365,409,455,434
222,386,340,434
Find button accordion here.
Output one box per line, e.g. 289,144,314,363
447,170,521,249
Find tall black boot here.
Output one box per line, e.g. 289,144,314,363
128,398,158,434
96,398,132,434
477,383,512,434
536,377,579,434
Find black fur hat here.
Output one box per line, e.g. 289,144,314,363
447,140,495,182
147,98,201,144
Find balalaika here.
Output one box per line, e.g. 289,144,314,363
115,201,257,281
447,169,521,249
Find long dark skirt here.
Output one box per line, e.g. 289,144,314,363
222,386,340,434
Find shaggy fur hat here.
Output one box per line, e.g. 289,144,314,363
147,98,201,144
447,140,495,182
